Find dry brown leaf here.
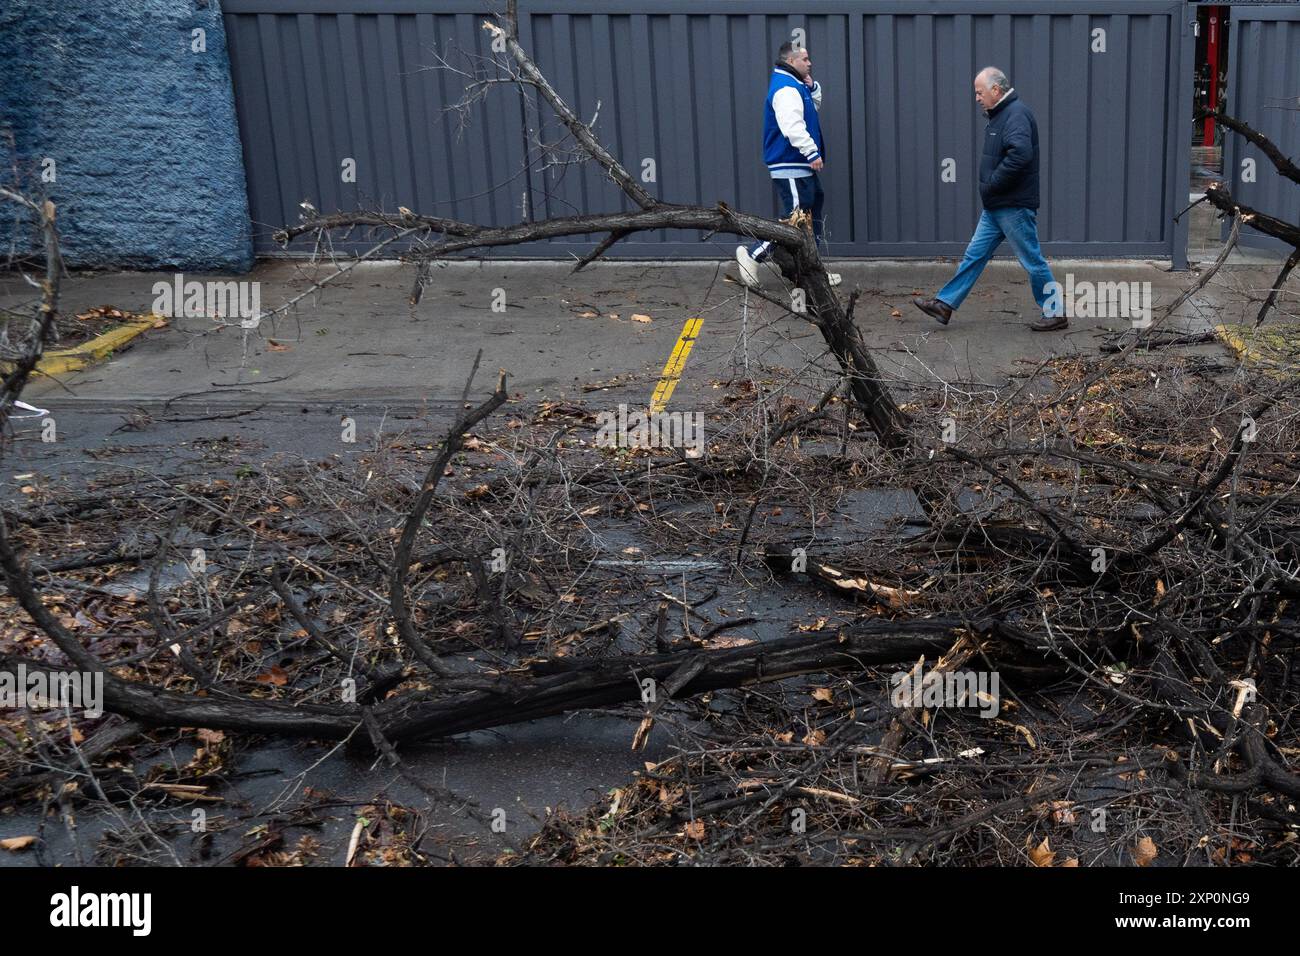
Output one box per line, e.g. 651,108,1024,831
802,729,827,746
1028,837,1056,867
811,687,834,703
1134,836,1159,867
255,665,289,687
1049,800,1076,825
0,836,36,852
266,339,292,351
631,313,652,323
683,819,706,841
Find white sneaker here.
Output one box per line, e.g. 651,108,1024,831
827,272,842,287
735,245,761,289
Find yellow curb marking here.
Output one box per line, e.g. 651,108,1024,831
1215,324,1251,363
649,317,703,415
1214,323,1300,377
14,316,158,377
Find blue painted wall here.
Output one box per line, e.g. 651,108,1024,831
0,0,253,272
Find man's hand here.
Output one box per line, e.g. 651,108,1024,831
810,157,824,171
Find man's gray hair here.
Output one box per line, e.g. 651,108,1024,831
978,66,1010,91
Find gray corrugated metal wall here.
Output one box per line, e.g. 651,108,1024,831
223,1,1191,260
1222,5,1300,252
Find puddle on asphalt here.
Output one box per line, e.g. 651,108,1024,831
0,712,676,867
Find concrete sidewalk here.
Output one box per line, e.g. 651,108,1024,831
3,257,1261,417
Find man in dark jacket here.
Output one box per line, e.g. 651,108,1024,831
914,67,1065,331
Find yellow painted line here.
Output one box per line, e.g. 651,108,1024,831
649,317,703,414
7,317,158,377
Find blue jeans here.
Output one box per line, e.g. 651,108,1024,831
937,207,1060,317
749,174,824,261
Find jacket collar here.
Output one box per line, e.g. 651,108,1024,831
773,62,806,84
986,88,1018,117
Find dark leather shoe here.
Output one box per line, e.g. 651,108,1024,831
1030,315,1068,332
913,297,953,325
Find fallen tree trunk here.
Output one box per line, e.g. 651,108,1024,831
2,618,1017,746
374,618,974,742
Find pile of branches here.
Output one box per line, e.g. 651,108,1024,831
504,348,1300,863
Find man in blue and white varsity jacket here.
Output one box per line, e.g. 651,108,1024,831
735,42,841,289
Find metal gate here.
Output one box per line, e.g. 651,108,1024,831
1221,3,1300,252
223,1,1193,261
